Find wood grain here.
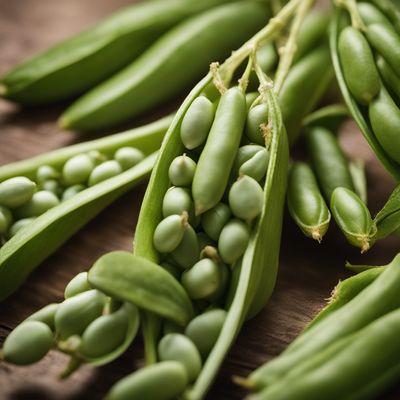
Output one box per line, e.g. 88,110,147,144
0,1,399,399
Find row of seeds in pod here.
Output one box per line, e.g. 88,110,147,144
0,146,145,245
148,88,270,383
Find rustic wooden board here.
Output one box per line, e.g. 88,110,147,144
0,1,399,399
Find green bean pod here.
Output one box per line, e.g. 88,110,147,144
106,361,188,400
377,56,400,100
1,0,231,104
192,86,246,214
287,162,330,242
305,126,355,201
245,103,268,145
369,89,400,164
60,2,267,131
358,2,392,27
239,148,269,182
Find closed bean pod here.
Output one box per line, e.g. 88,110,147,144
358,2,392,27
377,56,400,100
0,177,36,208
218,219,250,265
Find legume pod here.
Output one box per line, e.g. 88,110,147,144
0,116,172,301
60,1,269,131
330,9,400,180
0,0,233,105
133,71,288,399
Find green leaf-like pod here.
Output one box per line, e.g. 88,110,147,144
305,126,355,201
331,187,375,252
88,160,123,186
2,321,53,365
239,148,269,182
201,203,231,241
0,177,36,208
64,272,91,299
338,26,380,105
185,309,227,359
245,103,268,145
62,154,94,185
158,333,202,382
106,361,188,400
14,191,60,219
88,251,194,326
218,219,250,265
1,0,231,105
192,87,247,215
287,162,330,242
170,224,199,270
369,89,400,164
60,2,268,131
153,214,188,253
180,96,215,150
168,155,196,187
114,147,145,171
54,289,107,339
26,303,59,329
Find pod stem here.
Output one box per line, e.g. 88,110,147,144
232,375,256,389
334,0,367,31
59,356,82,379
274,0,315,93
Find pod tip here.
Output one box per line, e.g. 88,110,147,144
0,84,8,96
311,229,322,243
232,375,254,389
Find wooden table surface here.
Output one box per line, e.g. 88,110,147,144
0,1,399,399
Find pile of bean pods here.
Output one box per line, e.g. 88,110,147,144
1,0,400,399
0,146,144,245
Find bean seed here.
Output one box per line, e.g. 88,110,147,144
201,203,231,241
14,190,60,218
88,160,122,186
26,303,59,329
162,187,193,218
168,154,196,187
63,154,94,185
245,103,268,145
8,218,35,237
61,184,86,202
239,148,269,181
0,177,36,208
153,213,188,253
170,224,199,270
0,206,12,235
114,147,145,170
64,272,91,299
218,219,250,265
36,165,59,183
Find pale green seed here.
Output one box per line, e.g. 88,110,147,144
63,154,94,185
64,272,91,299
106,361,188,400
8,218,35,237
168,155,197,187
201,203,231,241
245,103,268,145
162,187,193,218
3,321,53,365
41,179,61,197
87,150,107,165
232,145,265,178
114,147,145,170
181,258,222,300
61,184,86,202
0,206,12,235
218,219,250,264
229,176,264,221
36,165,59,183
153,214,188,253
54,289,106,339
26,303,59,329
170,224,199,270
158,333,202,382
14,190,60,218
239,148,269,181
0,177,36,208
185,309,227,359
88,160,122,186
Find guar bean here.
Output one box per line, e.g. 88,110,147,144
61,184,86,202
161,262,181,280
245,103,268,145
26,303,59,329
201,203,231,241
287,162,331,241
36,165,59,183
239,148,269,181
246,254,400,389
331,187,375,252
8,218,35,237
218,219,250,265
180,96,215,149
232,145,265,179
338,26,380,105
158,333,202,382
41,180,61,197
0,177,36,208
181,258,222,300
88,160,122,186
185,309,227,359
192,87,247,215
0,206,12,235
64,272,91,299
106,361,188,400
229,176,264,222
369,89,400,163
168,155,196,187
366,23,400,73
162,187,192,218
358,2,392,27
62,154,94,185
54,289,106,339
2,321,53,365
170,224,199,270
14,190,60,218
81,303,135,358
305,126,354,201
153,213,188,253
114,147,145,170
377,56,400,100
